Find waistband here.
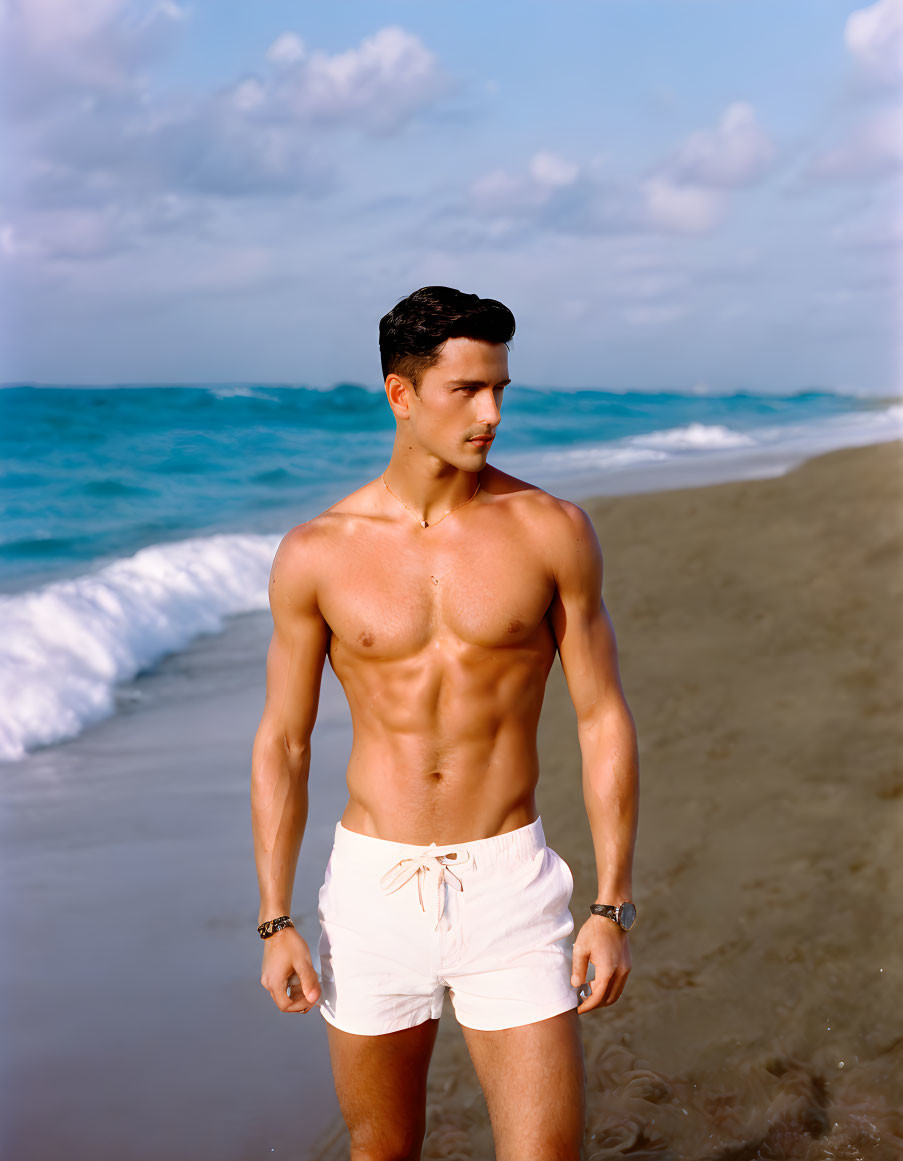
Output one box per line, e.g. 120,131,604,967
331,815,547,872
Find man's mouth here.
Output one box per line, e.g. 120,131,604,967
468,435,494,447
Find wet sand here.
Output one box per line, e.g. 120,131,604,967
0,616,352,1160
311,440,903,1160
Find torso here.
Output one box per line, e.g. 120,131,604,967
309,467,566,844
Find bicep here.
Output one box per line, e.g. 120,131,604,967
547,505,626,724
256,531,329,755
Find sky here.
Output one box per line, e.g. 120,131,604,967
1,0,901,393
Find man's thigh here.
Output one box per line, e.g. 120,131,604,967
460,1008,586,1161
325,1017,440,1160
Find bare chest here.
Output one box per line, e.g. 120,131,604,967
317,532,555,659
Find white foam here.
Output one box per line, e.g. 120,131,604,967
0,532,280,762
207,384,279,401
497,403,903,495
629,422,757,450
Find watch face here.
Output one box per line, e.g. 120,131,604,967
619,902,637,930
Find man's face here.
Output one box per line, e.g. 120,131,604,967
404,337,510,471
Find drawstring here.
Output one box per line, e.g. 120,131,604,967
379,848,475,929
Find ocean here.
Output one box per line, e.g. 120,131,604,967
1,382,900,763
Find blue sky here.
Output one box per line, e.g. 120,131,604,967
1,0,900,392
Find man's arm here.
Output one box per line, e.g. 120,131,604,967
547,499,640,1013
251,523,329,1013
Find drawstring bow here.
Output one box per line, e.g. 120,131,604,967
379,848,474,928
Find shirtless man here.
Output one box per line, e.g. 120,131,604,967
251,286,639,1161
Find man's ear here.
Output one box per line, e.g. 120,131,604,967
385,373,415,419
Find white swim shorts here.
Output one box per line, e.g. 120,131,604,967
315,814,580,1035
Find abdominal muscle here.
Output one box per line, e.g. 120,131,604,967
331,628,557,845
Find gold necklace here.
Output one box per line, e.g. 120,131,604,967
381,473,481,529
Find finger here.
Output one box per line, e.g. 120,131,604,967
293,963,321,1004
571,947,590,988
576,970,615,1014
591,969,625,1010
264,972,308,1013
606,969,630,1005
284,972,316,1013
261,970,293,1012
599,977,619,1006
576,981,598,1014
268,984,294,1013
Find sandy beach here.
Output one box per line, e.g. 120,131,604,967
311,439,903,1161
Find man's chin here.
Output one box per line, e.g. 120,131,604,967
431,443,490,471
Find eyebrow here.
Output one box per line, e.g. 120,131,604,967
445,378,511,388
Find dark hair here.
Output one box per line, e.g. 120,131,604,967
379,286,515,390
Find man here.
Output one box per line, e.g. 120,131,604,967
251,286,639,1161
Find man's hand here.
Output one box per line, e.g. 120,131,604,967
260,926,322,1014
571,915,631,1013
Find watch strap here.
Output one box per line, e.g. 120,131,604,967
257,915,295,939
590,903,619,923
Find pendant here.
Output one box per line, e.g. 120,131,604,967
421,520,429,528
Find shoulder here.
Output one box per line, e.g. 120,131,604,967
274,479,384,559
269,480,383,607
483,465,599,548
483,468,603,594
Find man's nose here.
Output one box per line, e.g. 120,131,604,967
476,388,502,427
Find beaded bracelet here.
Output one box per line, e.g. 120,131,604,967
257,915,295,939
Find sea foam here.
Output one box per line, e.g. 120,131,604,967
0,532,278,761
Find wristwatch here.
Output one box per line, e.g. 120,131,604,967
589,901,637,931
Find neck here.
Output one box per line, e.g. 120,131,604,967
383,442,480,524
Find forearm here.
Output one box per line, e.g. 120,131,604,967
251,735,311,923
578,703,639,901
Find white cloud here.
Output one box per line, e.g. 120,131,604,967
470,152,582,216
664,102,776,188
267,32,306,66
641,176,725,234
0,0,187,111
640,102,774,234
790,3,901,193
845,0,903,84
6,0,125,52
6,20,449,249
805,104,903,181
1,19,453,280
274,26,446,133
470,168,530,212
2,204,132,262
529,152,580,189
231,77,266,113
466,108,772,243
0,223,19,257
